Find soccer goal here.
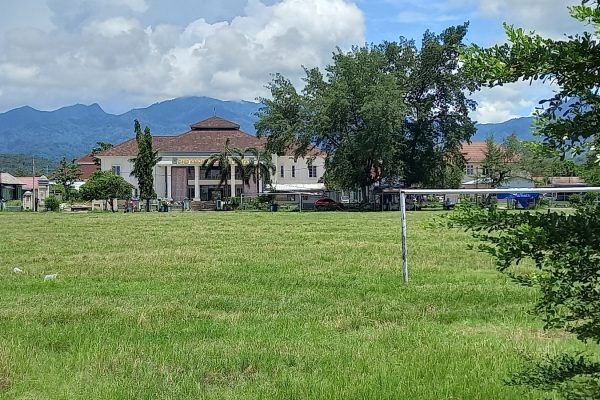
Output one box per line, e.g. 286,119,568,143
399,186,600,284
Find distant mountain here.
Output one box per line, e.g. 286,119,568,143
0,96,538,159
474,117,536,142
0,97,262,159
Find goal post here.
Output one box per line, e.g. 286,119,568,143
399,186,600,284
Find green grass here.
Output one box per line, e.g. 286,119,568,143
0,211,579,399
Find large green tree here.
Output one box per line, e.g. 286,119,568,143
462,2,599,158
481,134,522,188
460,1,600,398
256,25,476,200
130,120,160,211
52,157,82,201
79,171,132,212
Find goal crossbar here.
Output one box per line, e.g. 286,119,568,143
399,186,600,284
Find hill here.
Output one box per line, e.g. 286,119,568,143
473,117,536,142
0,96,537,159
0,97,261,159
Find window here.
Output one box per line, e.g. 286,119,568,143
308,165,317,178
111,165,121,176
280,165,284,178
187,167,195,179
291,165,296,178
465,165,474,176
481,167,488,176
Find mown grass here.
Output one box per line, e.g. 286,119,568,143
0,211,581,399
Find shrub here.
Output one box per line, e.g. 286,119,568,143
569,194,581,205
45,196,60,212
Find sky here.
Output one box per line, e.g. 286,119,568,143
0,0,583,123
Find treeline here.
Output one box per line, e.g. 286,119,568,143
0,154,58,176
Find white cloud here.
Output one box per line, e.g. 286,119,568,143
0,0,365,112
470,80,554,124
462,0,582,38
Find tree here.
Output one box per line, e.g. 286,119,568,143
461,1,600,398
481,134,521,188
52,157,81,201
243,147,276,194
79,171,132,212
201,139,246,200
462,2,599,159
256,25,476,200
91,142,114,166
130,120,160,211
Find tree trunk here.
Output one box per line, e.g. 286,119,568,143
146,199,150,212
361,186,368,205
109,198,115,212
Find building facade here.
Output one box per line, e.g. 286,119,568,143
97,116,326,201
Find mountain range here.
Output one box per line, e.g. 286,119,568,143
0,96,535,160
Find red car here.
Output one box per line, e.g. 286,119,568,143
314,198,343,210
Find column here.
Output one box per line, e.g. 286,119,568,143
166,165,172,200
194,165,200,201
230,163,236,199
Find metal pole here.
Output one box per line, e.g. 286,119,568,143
400,191,409,283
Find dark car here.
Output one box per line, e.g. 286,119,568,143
314,198,343,210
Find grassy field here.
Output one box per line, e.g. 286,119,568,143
0,211,580,399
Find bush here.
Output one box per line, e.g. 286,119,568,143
569,194,581,205
45,196,60,212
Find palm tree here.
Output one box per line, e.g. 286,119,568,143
243,147,276,194
201,139,246,201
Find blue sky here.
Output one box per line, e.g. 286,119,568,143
0,0,583,123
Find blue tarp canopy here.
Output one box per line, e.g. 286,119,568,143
497,192,540,208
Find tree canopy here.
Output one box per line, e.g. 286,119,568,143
460,1,600,398
130,120,160,210
256,24,476,198
462,1,600,159
52,157,82,201
79,171,132,212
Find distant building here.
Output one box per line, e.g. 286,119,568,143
0,172,25,201
97,116,326,202
17,176,50,209
460,142,489,180
76,154,100,180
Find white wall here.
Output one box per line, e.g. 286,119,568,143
100,156,138,194
271,155,325,186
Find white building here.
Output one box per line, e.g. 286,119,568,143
97,116,326,201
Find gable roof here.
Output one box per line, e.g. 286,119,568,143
460,142,488,163
98,116,265,157
191,116,241,130
0,172,24,186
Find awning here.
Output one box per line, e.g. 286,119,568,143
269,183,326,192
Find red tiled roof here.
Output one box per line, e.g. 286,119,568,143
79,164,100,180
77,154,95,164
460,142,488,163
99,117,265,157
16,176,49,190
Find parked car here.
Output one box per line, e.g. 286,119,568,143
314,198,343,210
